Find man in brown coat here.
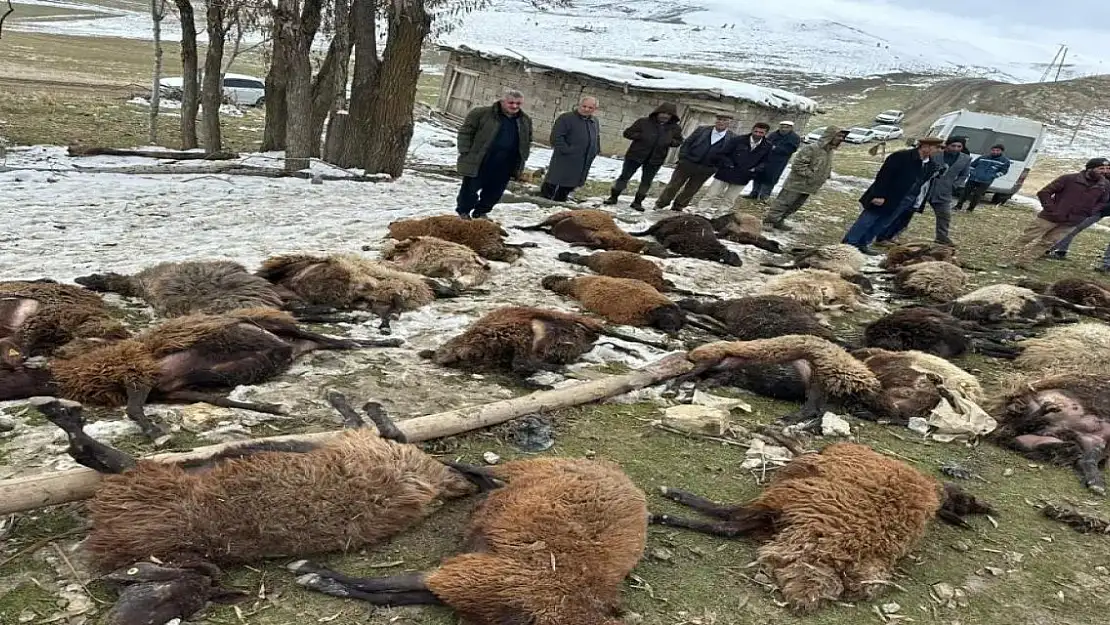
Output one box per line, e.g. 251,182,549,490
1007,158,1110,269
603,103,683,211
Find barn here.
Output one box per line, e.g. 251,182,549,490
436,43,821,163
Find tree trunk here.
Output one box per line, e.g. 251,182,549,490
173,0,199,150
261,16,290,152
309,0,351,159
360,0,429,176
281,0,325,171
201,0,228,153
149,0,165,146
328,0,378,168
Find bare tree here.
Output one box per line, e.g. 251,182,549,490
149,0,168,145
201,0,233,153
171,0,200,149
328,0,378,167
308,0,352,158
271,0,324,170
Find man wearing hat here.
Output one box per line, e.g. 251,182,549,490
1006,157,1110,269
956,143,1010,212
842,136,946,254
747,121,802,201
655,112,736,211
876,136,971,246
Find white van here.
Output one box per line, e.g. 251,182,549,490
924,110,1048,204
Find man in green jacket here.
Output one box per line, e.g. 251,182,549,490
456,88,534,219
762,125,848,231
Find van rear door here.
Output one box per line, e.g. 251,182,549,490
948,125,1037,194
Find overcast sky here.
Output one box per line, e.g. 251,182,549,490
875,0,1110,29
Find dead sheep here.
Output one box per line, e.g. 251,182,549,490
891,260,967,302
880,242,959,270
0,280,130,364
0,308,400,440
291,457,649,625
652,442,993,612
557,250,668,291
256,253,448,333
708,212,784,253
380,236,491,290
541,275,686,334
944,284,1093,326
1014,322,1110,374
852,347,984,404
989,373,1110,494
629,214,743,266
1018,277,1110,313
519,209,668,257
755,269,867,312
862,306,1020,359
387,215,529,262
34,395,485,625
419,306,604,376
75,260,286,318
762,244,875,293
678,296,836,342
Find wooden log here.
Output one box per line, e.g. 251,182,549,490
66,146,241,160
64,162,392,182
0,353,692,515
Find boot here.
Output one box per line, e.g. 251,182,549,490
603,189,620,205
630,193,647,212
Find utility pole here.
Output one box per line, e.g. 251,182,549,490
1054,46,1069,82
1039,44,1066,83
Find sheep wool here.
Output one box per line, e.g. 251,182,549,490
892,260,967,302
950,284,1045,322
880,242,957,270
1015,322,1110,374
543,275,677,327
793,244,866,277
387,215,522,262
854,347,984,402
257,253,434,311
678,296,835,341
557,251,667,291
0,280,130,357
381,236,491,289
756,269,864,311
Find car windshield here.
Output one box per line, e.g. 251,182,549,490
850,128,871,134
874,125,896,131
881,110,901,116
809,127,826,134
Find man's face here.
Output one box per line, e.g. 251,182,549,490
577,99,597,116
657,113,671,123
830,132,848,146
1093,164,1110,178
501,97,523,114
751,126,768,139
714,118,731,131
990,148,1003,157
946,143,964,153
923,144,943,157
779,124,792,133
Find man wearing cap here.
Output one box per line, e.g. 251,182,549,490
956,144,1010,212
876,136,971,246
841,136,946,255
1006,158,1110,269
747,121,802,201
655,113,735,211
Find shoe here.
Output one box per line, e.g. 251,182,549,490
857,247,881,256
935,239,955,247
743,194,758,200
630,196,646,212
456,211,472,220
1045,250,1067,260
873,239,895,248
602,190,620,205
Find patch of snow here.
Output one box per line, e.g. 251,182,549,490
128,96,245,118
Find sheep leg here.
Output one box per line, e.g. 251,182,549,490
684,316,735,338
596,341,644,359
658,486,739,519
664,286,722,300
294,574,442,606
648,513,759,538
780,374,827,425
161,390,285,416
326,390,407,442
124,384,170,441
30,397,137,474
424,278,460,299
437,459,504,492
325,390,368,428
973,339,1021,359
281,326,404,351
597,327,674,350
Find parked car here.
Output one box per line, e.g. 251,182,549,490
159,73,267,106
874,109,905,124
804,126,828,143
843,127,877,144
870,124,904,141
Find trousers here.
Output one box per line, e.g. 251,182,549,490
1049,213,1104,254
1010,217,1073,265
764,190,810,225
842,194,915,249
655,161,716,210
457,157,515,217
611,159,662,198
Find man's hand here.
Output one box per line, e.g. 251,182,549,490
871,198,886,206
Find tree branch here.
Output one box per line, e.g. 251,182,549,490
0,0,14,39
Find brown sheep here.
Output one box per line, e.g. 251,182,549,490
0,308,401,439
380,236,491,290
629,214,743,266
419,306,604,375
862,306,1020,359
519,209,668,257
891,260,967,302
74,261,286,318
34,395,487,625
709,212,784,253
387,215,529,262
880,241,959,270
944,284,1094,326
652,442,993,612
256,253,443,333
0,280,129,364
541,275,686,334
291,457,649,625
1018,277,1110,318
678,296,835,342
557,250,668,291
989,373,1110,494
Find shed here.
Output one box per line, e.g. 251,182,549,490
436,43,821,164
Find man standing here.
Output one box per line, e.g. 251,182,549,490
541,96,601,202
747,121,801,200
955,144,1010,212
876,136,971,246
762,126,848,231
654,113,735,211
455,89,533,220
1006,158,1110,270
841,137,945,255
603,103,683,211
1045,202,1110,260
701,122,772,209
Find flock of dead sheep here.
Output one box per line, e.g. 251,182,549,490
5,205,1110,625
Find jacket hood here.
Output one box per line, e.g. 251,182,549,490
818,125,843,148
650,103,680,123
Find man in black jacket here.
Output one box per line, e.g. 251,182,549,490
654,113,735,211
456,88,533,219
603,103,683,211
701,122,772,209
747,121,801,200
841,137,945,254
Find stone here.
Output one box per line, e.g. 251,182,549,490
932,582,955,602
482,451,501,465
820,412,851,437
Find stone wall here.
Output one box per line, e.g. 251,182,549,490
438,52,815,160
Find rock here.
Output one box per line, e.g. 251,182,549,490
1003,468,1015,477
820,412,851,437
881,602,901,614
623,611,643,624
691,389,751,412
0,414,16,432
649,547,674,562
482,451,501,465
18,610,35,623
662,404,730,436
429,139,456,149
1096,565,1109,576
984,566,1004,576
950,540,971,552
740,438,792,470
907,417,930,436
932,582,955,601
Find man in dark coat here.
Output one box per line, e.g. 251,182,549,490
1006,158,1110,269
841,137,946,254
654,112,736,211
875,136,971,246
540,96,601,202
747,121,801,200
701,122,772,209
455,88,533,220
603,103,683,211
